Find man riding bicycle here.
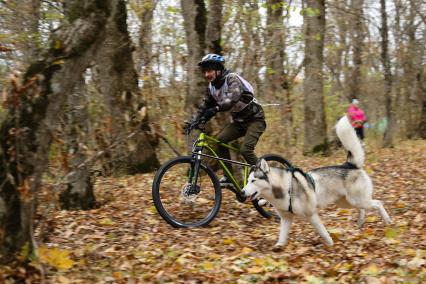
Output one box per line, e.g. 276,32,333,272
184,53,266,190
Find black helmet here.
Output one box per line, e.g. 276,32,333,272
198,54,225,70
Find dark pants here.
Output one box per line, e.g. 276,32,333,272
355,127,364,140
216,120,266,171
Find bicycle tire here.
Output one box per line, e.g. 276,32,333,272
252,154,293,219
152,156,222,228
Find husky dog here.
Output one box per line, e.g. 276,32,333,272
242,115,391,249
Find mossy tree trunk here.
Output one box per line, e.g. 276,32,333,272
94,0,160,175
59,76,96,210
0,0,110,263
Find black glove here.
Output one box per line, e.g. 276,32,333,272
183,119,201,135
183,120,193,134
201,107,218,121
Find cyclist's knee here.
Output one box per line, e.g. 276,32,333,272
240,146,257,164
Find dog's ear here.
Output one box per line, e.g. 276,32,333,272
259,159,270,173
255,159,262,168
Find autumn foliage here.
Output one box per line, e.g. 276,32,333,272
1,141,425,283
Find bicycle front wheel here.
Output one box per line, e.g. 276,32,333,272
252,154,293,219
152,156,222,228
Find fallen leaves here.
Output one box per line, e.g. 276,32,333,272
37,246,75,270
2,140,425,283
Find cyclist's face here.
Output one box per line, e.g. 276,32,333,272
203,69,217,82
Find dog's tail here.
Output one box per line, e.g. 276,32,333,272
336,115,364,168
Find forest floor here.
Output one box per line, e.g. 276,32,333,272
2,140,426,283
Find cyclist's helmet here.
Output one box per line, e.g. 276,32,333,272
198,54,225,71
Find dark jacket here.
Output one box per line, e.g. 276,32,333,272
195,70,264,123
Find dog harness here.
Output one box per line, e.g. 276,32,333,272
287,167,315,214
255,164,315,214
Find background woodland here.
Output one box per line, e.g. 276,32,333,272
0,0,425,282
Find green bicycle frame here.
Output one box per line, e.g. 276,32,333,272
192,133,251,191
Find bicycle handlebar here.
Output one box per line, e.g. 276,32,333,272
184,119,206,135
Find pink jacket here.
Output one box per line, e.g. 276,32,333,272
348,105,366,128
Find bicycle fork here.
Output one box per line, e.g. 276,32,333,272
188,148,203,187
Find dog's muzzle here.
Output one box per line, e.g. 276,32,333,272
242,189,258,201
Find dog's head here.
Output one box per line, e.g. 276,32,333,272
242,159,272,200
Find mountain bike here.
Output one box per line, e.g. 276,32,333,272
151,125,292,228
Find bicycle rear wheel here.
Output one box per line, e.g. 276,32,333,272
152,156,222,228
252,154,292,219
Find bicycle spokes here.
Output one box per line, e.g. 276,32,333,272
152,156,221,227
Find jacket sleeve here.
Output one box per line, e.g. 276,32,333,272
217,74,243,111
193,88,216,121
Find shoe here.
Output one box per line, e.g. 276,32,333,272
219,176,234,188
257,199,268,206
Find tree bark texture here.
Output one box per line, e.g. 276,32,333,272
347,0,364,102
0,0,109,263
181,0,207,113
205,0,229,135
302,0,328,154
380,0,396,147
59,76,96,210
137,0,157,94
206,0,223,54
419,91,426,139
418,59,426,138
265,0,285,96
402,1,424,138
94,0,159,174
237,0,263,95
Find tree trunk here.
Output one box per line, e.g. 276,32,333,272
418,63,426,138
302,0,328,154
419,90,426,139
205,0,228,135
403,1,424,138
137,0,157,97
237,0,263,94
347,0,364,102
0,0,109,263
381,0,396,147
206,0,223,54
59,76,96,210
94,0,160,174
181,0,207,113
265,0,285,97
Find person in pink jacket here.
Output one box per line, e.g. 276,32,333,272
347,99,367,142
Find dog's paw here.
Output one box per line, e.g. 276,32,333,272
272,244,284,252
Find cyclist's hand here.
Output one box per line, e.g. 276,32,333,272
183,119,203,134
183,120,193,135
203,107,218,120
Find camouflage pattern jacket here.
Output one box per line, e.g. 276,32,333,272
195,70,264,123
